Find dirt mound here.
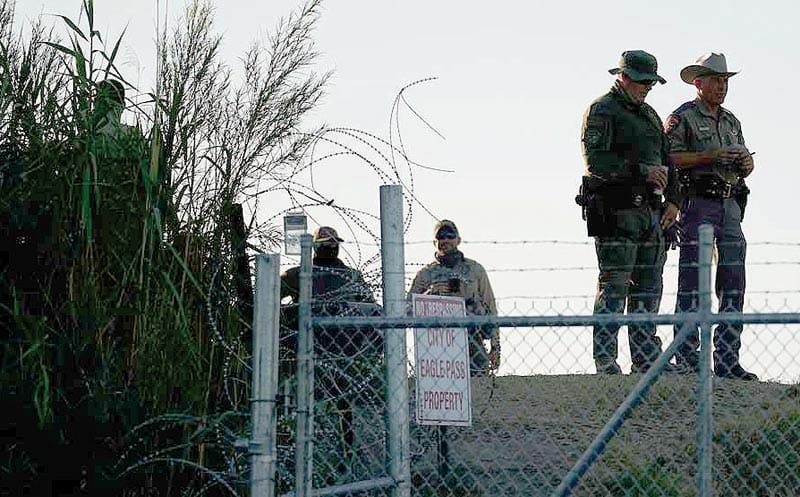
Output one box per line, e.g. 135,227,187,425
409,374,800,496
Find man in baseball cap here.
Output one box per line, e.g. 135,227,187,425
279,223,379,478
664,53,757,381
281,225,372,304
409,219,500,375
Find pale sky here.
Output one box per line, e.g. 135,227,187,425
14,0,800,380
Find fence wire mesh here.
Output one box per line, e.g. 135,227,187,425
278,302,388,494
266,229,800,497
272,306,800,497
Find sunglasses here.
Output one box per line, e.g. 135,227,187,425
636,79,657,87
436,233,458,240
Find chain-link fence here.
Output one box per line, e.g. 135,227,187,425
286,317,799,497
249,187,800,497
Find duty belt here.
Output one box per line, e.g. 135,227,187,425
601,184,661,209
687,176,737,200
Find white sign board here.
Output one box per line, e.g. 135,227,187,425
412,294,472,426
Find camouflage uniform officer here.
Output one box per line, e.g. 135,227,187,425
409,220,499,376
580,51,682,374
665,53,757,380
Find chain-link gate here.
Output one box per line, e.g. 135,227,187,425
249,187,800,497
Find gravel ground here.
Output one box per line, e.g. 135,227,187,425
405,374,800,497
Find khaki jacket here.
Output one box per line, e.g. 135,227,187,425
409,256,497,318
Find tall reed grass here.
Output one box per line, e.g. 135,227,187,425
1,0,327,493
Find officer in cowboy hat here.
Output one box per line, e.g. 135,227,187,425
664,53,758,380
579,50,683,375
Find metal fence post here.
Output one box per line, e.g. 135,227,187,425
697,223,714,497
380,185,411,497
295,234,314,497
251,254,281,497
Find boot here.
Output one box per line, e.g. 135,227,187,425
714,349,758,381
714,363,758,381
630,362,688,375
595,360,622,375
675,350,699,370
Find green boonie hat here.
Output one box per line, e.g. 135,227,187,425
312,226,344,245
433,219,459,238
608,50,666,84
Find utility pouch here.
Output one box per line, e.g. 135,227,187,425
576,176,615,237
735,182,750,221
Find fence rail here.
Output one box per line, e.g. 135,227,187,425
248,189,800,497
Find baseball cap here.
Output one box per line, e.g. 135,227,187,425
434,219,459,239
608,50,666,84
312,226,344,245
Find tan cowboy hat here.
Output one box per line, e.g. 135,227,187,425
680,53,739,84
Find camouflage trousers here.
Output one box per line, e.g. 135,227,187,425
593,206,666,368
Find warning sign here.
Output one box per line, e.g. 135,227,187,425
412,294,472,426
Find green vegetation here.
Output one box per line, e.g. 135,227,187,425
585,411,800,496
1,0,327,493
716,412,800,495
593,458,688,497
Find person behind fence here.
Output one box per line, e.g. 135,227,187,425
577,50,683,375
409,219,500,376
279,224,381,391
280,226,375,305
279,225,380,480
280,225,379,359
664,53,757,381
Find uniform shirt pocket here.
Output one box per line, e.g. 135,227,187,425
695,129,716,147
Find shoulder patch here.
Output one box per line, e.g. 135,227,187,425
672,101,696,116
591,105,611,116
585,115,608,127
582,114,611,151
